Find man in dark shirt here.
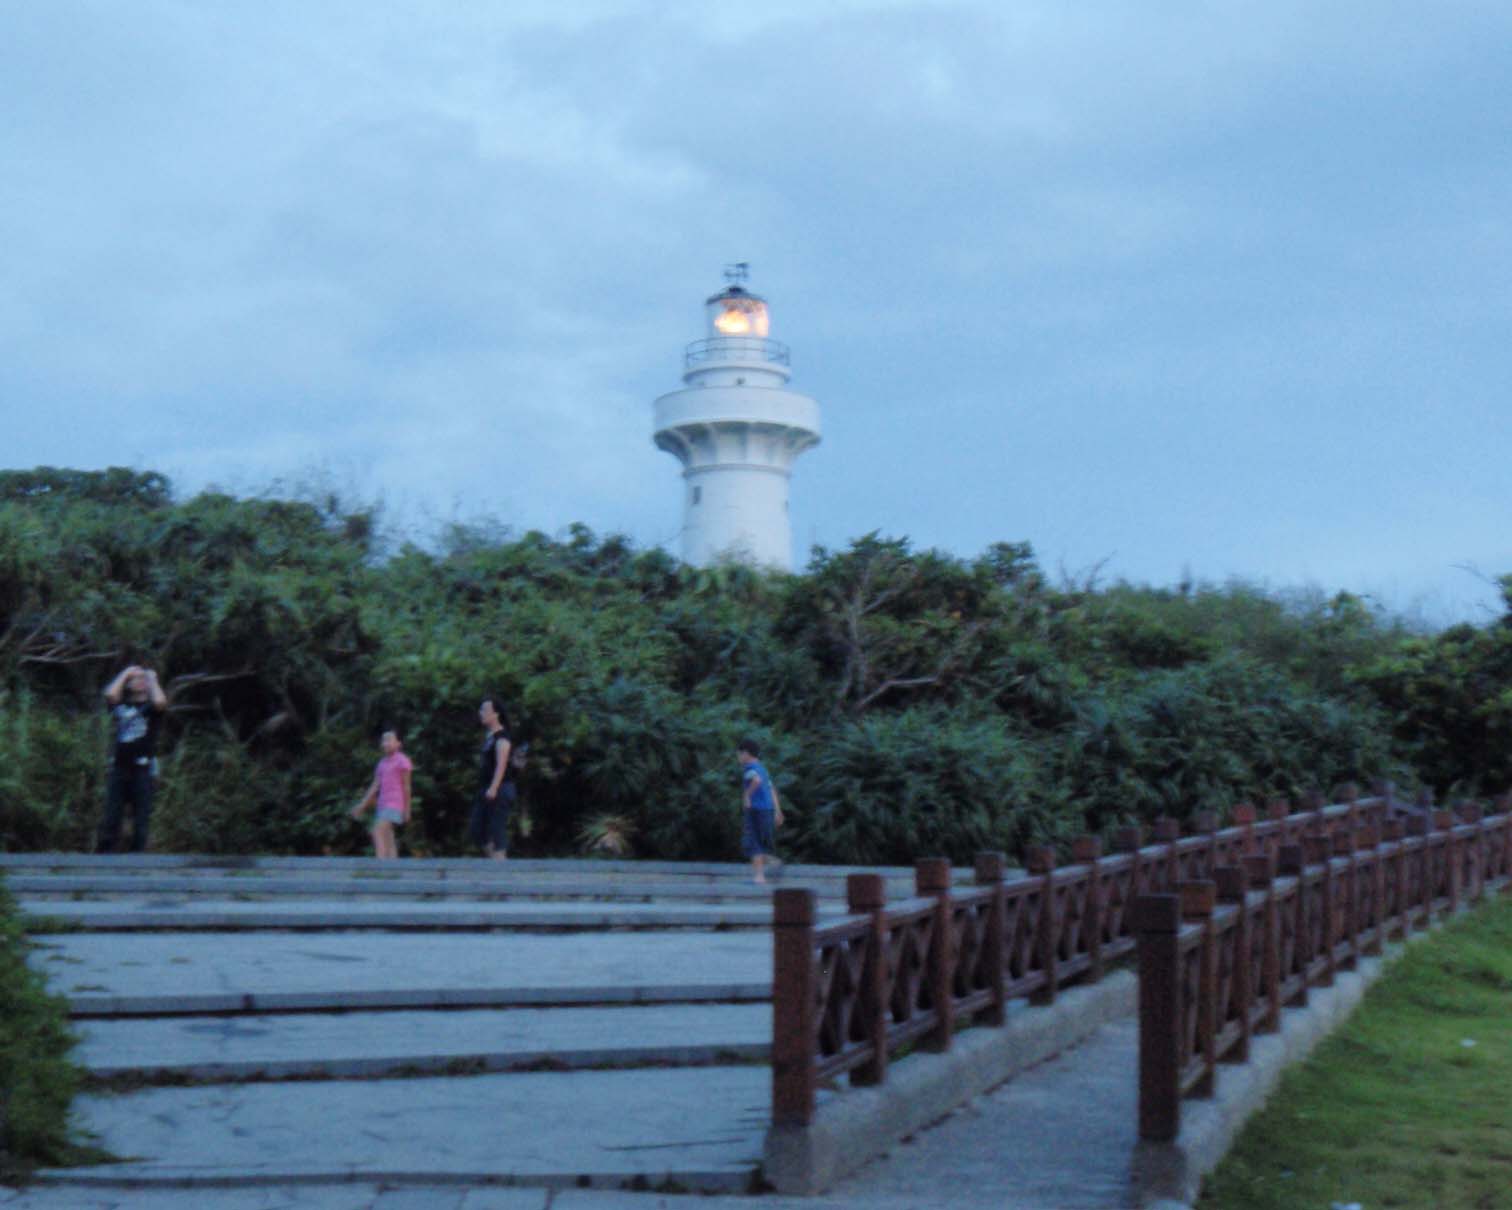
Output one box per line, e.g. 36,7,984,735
97,664,167,853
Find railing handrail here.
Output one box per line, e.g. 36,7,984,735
684,335,791,368
1136,805,1512,1140
771,788,1508,1131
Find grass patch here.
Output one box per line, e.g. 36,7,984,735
0,878,113,1181
1200,894,1512,1210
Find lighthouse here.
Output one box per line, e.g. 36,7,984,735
652,266,821,571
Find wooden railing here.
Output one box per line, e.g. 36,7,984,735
770,791,1403,1126
1136,802,1512,1140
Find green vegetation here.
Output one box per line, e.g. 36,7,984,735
0,879,105,1179
1,466,1509,864
1201,894,1512,1209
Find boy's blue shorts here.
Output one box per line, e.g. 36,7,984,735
742,808,776,858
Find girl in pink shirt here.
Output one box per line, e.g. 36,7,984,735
350,730,412,859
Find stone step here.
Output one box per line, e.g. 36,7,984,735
8,872,807,901
65,980,771,1018
30,928,773,1017
2,854,988,903
20,897,787,932
76,1003,771,1084
1,851,942,882
40,1066,769,1193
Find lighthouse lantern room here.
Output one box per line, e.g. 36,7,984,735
652,265,821,571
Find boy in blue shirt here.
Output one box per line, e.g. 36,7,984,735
737,739,784,884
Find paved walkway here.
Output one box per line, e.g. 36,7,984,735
1,1023,1144,1209
4,854,1154,1210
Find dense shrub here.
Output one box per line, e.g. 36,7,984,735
0,466,1504,867
787,708,1057,865
0,881,89,1179
0,693,101,853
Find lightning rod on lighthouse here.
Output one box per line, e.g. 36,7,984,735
652,266,821,571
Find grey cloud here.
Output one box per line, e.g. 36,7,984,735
1,1,1510,619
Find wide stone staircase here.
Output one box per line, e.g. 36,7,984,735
6,853,959,1195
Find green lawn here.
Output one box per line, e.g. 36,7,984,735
1200,892,1512,1210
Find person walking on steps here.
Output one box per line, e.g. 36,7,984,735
97,664,168,853
737,738,784,884
468,695,514,861
350,729,412,859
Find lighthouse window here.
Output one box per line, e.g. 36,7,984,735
692,486,702,506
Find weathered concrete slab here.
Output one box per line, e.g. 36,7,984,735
29,930,772,1016
11,874,792,901
76,1003,770,1081
20,897,786,932
36,1067,766,1193
0,852,961,883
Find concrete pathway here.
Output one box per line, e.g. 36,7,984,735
823,1019,1142,1209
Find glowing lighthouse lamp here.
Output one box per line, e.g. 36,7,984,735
652,265,821,571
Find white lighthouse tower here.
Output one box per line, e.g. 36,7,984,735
653,266,821,571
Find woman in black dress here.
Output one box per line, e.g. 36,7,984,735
467,696,513,860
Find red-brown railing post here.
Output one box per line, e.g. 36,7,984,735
1214,865,1251,1063
1383,818,1406,938
1384,816,1409,937
772,887,817,1125
1154,817,1181,889
1459,802,1485,901
1332,831,1359,971
1115,825,1144,897
1027,846,1059,1004
974,852,1007,1027
1245,851,1281,1031
1301,790,1326,846
1339,781,1360,833
1267,799,1291,855
1193,810,1220,878
1364,824,1387,956
1073,835,1105,982
1136,893,1183,1141
915,857,954,1051
1407,814,1433,927
1435,809,1461,913
846,873,889,1086
1304,834,1336,987
1278,843,1309,1007
1181,880,1218,1096
1233,802,1257,855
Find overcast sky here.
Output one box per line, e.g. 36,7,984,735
4,1,1509,623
